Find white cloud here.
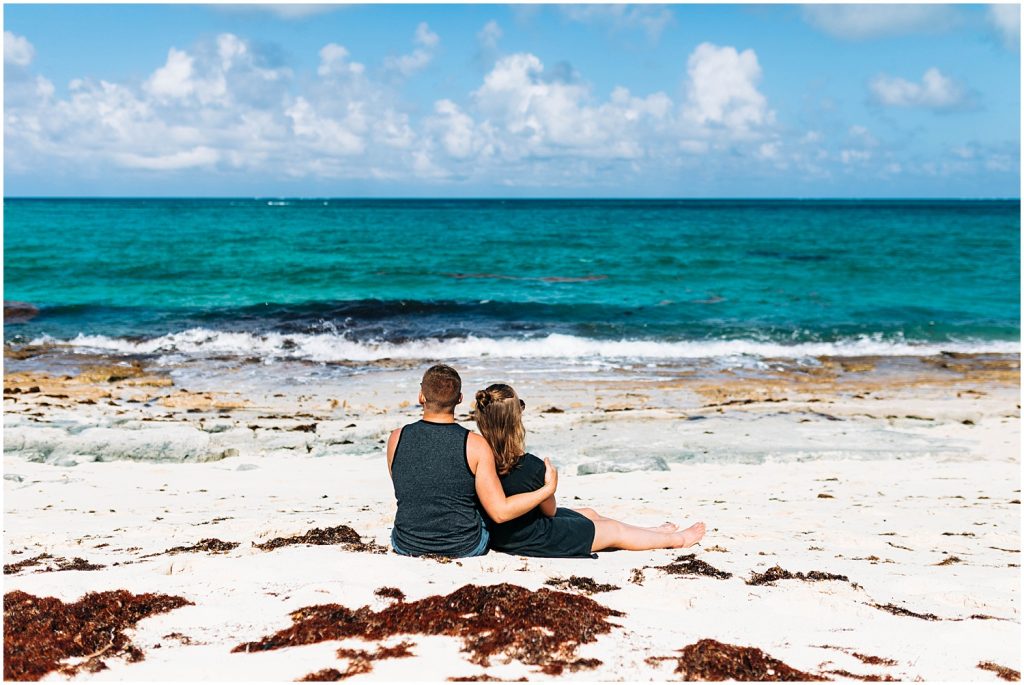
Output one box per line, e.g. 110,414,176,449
384,22,439,78
145,48,195,99
477,20,503,53
285,96,365,156
840,149,872,164
415,22,440,49
848,125,878,147
4,31,35,67
114,146,220,170
462,52,673,161
560,4,673,42
987,4,1020,47
214,4,339,20
869,68,966,110
684,43,772,131
801,4,958,40
317,43,364,78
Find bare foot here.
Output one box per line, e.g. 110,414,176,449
671,522,706,548
648,522,679,532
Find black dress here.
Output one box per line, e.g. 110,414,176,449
487,453,596,558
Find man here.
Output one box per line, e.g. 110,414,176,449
386,364,556,557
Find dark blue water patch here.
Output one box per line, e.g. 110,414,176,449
3,298,1019,346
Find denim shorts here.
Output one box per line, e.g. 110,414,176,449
391,524,490,558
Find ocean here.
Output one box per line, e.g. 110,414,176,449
3,198,1020,366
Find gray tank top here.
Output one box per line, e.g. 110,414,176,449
391,419,484,557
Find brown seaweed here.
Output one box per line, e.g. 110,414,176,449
747,566,851,586
3,589,192,681
141,538,240,558
447,675,528,682
822,668,897,681
234,583,620,674
869,603,940,621
544,576,620,594
654,553,733,579
978,661,1020,681
653,638,825,681
4,554,53,575
4,554,105,574
254,525,387,554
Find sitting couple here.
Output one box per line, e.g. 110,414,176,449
386,364,706,558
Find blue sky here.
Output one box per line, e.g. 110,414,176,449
3,3,1020,197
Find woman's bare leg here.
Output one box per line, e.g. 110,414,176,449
573,508,679,533
591,519,705,552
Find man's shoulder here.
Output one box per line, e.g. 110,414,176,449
465,430,488,451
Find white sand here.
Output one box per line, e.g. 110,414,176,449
3,362,1021,681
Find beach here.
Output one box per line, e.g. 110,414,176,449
3,347,1020,681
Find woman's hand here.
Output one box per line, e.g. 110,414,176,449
543,458,558,494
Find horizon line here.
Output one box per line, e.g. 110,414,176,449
5,196,1021,201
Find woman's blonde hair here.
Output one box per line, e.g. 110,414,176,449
474,383,526,476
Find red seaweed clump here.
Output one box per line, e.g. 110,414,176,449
852,653,898,667
374,587,407,602
747,565,851,586
297,642,416,681
3,589,192,681
653,554,733,579
234,583,620,674
653,639,825,681
254,526,387,554
978,661,1020,681
298,667,350,681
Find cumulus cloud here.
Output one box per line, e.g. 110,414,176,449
560,4,674,42
23,27,992,191
384,22,440,78
462,52,674,160
987,4,1020,47
4,30,35,67
6,31,787,187
801,4,959,40
317,43,364,78
683,43,772,132
869,68,967,110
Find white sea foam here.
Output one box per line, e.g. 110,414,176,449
27,329,1021,363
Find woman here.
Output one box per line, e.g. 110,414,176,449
474,383,706,557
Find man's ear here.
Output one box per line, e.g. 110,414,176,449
418,392,425,406
457,392,463,406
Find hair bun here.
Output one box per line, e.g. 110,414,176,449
475,389,491,409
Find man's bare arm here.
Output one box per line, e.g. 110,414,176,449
385,428,401,476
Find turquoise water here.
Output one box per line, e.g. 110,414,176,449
3,198,1019,361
